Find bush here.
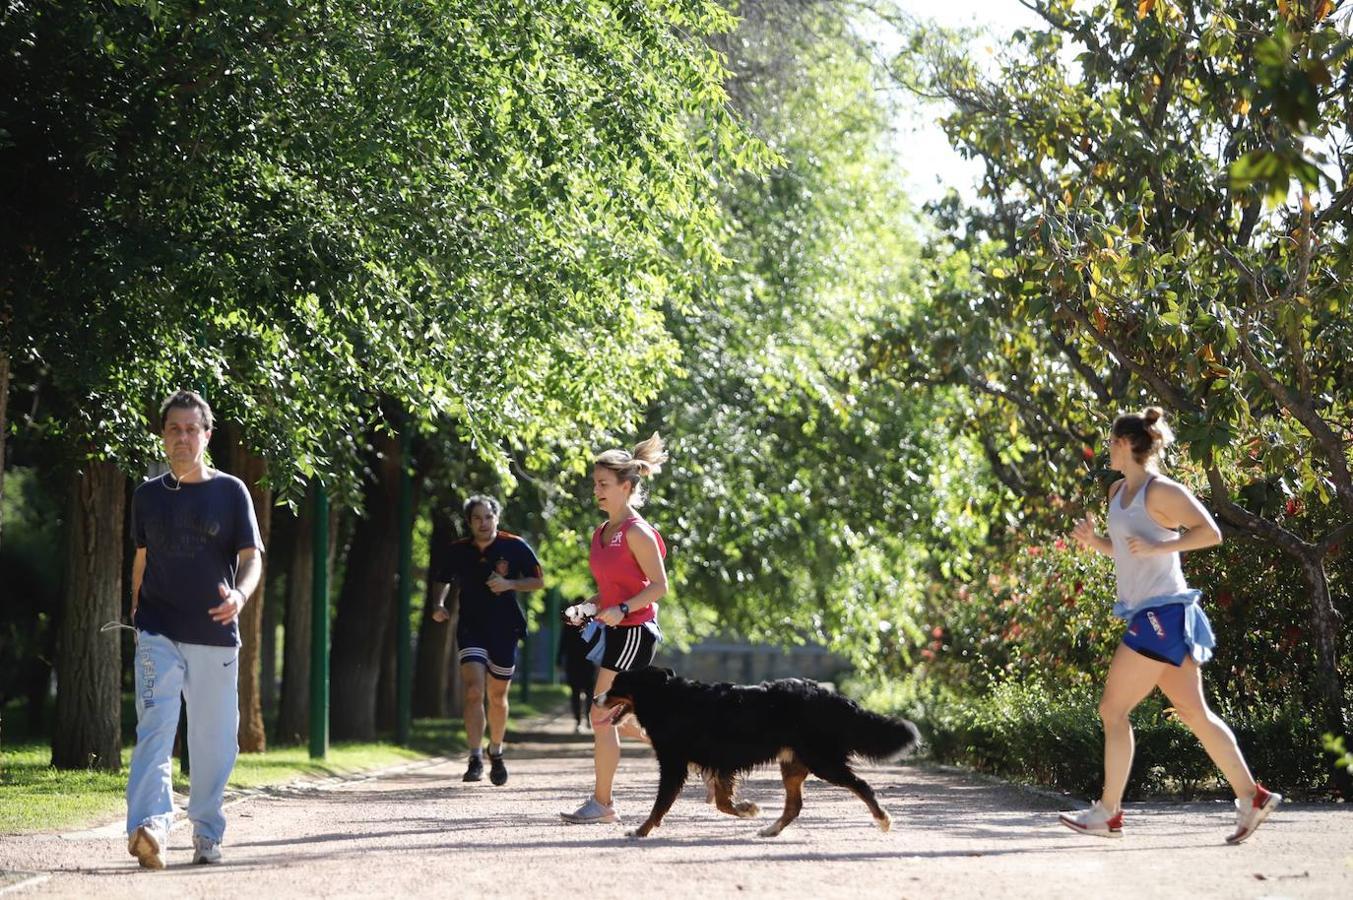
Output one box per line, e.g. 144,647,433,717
856,676,1334,799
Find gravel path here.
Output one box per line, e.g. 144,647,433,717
2,709,1349,898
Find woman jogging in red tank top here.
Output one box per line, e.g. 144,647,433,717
560,434,669,825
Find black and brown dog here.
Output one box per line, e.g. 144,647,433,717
596,665,920,838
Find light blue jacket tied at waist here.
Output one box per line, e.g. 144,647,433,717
1113,588,1215,665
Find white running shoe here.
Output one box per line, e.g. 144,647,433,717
192,834,222,864
1058,800,1124,838
560,797,619,824
1226,784,1281,844
127,824,167,869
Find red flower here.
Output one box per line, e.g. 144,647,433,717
1082,446,1095,461
1027,546,1043,556
931,626,944,638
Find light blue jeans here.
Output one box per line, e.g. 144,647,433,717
126,631,239,843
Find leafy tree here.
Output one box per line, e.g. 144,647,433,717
2,0,764,755
508,0,943,671
879,0,1352,786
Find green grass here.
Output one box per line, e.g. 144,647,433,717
0,685,569,834
0,739,434,834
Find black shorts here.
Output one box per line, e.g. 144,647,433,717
457,618,522,681
590,622,659,672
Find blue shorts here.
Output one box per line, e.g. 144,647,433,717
1123,603,1190,666
457,618,522,681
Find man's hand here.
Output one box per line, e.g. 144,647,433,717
209,583,246,624
486,573,515,594
431,603,451,623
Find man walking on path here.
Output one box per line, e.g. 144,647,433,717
431,495,544,786
126,390,264,869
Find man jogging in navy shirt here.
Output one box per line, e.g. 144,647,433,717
126,390,263,869
431,495,543,786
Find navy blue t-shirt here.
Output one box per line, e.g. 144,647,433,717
435,532,541,635
132,471,264,647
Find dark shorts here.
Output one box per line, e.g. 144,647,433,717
457,618,522,681
590,623,659,672
1123,603,1190,667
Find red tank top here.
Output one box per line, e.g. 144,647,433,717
589,516,665,626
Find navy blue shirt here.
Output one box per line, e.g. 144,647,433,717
132,471,264,647
435,532,541,634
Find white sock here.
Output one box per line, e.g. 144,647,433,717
489,743,503,757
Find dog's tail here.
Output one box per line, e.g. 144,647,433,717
839,701,921,762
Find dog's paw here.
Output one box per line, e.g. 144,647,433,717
734,801,760,818
875,812,892,833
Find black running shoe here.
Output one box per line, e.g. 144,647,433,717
463,755,484,782
489,753,508,786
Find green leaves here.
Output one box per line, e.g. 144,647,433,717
4,0,765,502
880,0,1353,708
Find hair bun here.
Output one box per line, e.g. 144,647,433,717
1143,407,1174,448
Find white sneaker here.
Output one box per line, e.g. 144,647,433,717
192,835,222,864
1058,801,1124,838
1226,784,1281,844
560,797,619,824
127,824,167,869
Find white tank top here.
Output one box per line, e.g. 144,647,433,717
1106,476,1189,610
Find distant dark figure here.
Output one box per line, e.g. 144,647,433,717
558,608,596,732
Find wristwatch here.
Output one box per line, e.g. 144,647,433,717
618,602,630,618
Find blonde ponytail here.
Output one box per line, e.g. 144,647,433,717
595,433,668,507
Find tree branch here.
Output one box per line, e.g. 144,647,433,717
1234,329,1353,517
958,366,1088,445
1059,303,1199,415
1318,521,1353,556
1204,466,1313,556
1048,326,1113,402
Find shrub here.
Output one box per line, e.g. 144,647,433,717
857,676,1335,799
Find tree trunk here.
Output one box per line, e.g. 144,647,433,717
1299,553,1351,796
260,571,281,724
276,498,311,745
51,460,124,770
223,426,271,753
330,432,402,740
0,342,10,552
413,509,456,718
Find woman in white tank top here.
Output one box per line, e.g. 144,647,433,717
1058,407,1280,844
